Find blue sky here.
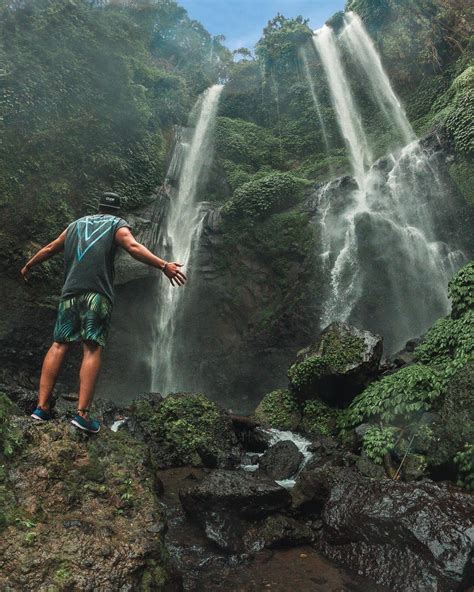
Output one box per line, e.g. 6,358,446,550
178,0,345,51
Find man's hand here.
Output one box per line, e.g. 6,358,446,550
20,265,29,283
163,262,187,286
19,229,67,284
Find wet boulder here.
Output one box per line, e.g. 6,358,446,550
288,321,383,406
130,392,242,469
253,389,301,431
258,440,304,480
179,469,292,553
237,425,273,453
256,514,315,549
294,465,474,591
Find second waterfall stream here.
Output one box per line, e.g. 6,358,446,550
150,84,223,393
310,13,466,354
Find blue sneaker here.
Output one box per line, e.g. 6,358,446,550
31,407,53,421
71,414,101,434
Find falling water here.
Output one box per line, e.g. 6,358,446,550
313,25,371,187
311,20,466,353
300,48,331,157
150,85,223,392
341,12,415,146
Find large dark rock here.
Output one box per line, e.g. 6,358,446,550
288,321,383,406
258,440,304,480
236,425,273,453
293,465,474,591
179,469,292,553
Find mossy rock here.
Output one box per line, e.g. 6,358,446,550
0,418,172,590
254,389,301,431
288,321,383,405
300,398,339,437
133,392,240,468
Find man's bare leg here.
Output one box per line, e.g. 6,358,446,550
77,341,102,418
38,342,70,409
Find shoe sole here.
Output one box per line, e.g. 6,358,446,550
71,419,100,434
31,413,49,421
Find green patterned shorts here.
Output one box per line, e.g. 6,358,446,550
53,291,113,348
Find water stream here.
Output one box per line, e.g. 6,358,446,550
150,84,223,392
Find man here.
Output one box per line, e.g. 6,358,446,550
20,192,186,433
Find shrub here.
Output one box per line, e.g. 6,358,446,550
319,330,365,372
222,172,305,220
134,393,234,466
414,313,474,367
288,356,328,393
445,66,474,157
362,426,398,464
338,364,443,431
448,261,474,319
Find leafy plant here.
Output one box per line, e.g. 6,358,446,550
362,426,398,464
338,364,443,431
288,355,328,393
448,261,474,319
320,331,365,372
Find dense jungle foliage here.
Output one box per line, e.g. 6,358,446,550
0,0,231,250
1,0,472,257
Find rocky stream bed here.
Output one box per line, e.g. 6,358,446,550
1,306,473,591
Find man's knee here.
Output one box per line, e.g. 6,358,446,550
52,341,70,353
82,340,102,354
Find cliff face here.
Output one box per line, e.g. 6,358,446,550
1,0,472,411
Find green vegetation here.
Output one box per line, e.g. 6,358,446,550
0,0,230,257
300,399,339,437
337,261,474,489
223,172,306,221
254,389,301,430
288,329,365,397
362,426,398,465
134,393,235,466
319,330,365,372
288,355,328,395
448,260,474,318
338,364,443,431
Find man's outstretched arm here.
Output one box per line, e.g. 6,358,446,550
20,229,67,282
115,227,187,286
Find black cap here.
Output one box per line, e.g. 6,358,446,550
99,192,121,210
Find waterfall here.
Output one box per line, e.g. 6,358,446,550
300,48,331,157
311,19,467,354
341,12,415,146
312,25,371,188
150,84,223,392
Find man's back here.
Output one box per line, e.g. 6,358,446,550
62,214,130,303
